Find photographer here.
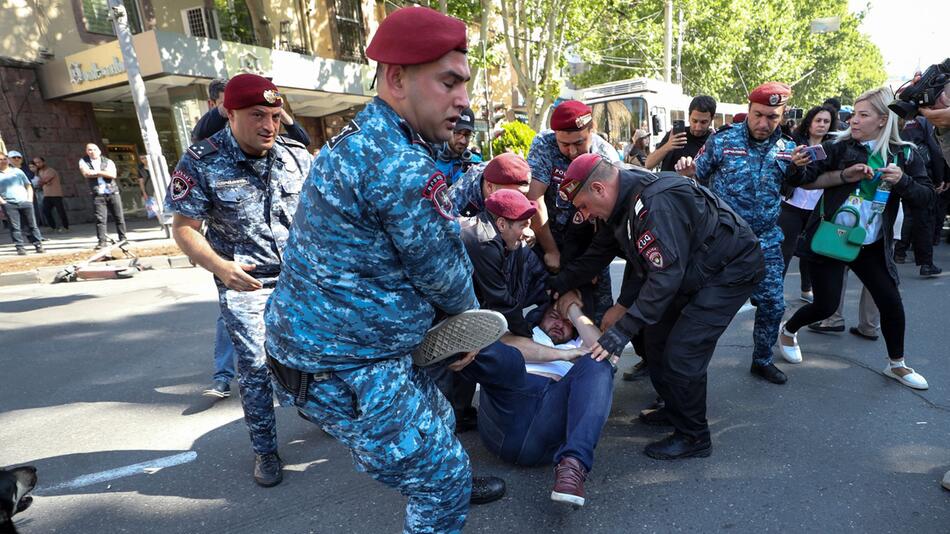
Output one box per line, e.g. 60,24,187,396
779,105,837,303
777,86,934,390
644,95,716,171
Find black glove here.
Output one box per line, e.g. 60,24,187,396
597,323,634,358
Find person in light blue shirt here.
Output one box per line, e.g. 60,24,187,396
0,151,44,254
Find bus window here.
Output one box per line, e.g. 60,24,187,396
724,114,733,125
671,110,686,124
589,97,647,145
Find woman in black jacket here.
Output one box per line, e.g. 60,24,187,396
779,105,837,302
777,86,934,389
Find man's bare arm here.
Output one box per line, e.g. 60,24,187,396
499,333,586,363
171,214,262,291
526,180,560,272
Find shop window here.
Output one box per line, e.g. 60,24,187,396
328,0,366,63
182,6,219,39
82,0,143,35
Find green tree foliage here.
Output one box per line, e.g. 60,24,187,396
571,0,885,107
491,121,537,157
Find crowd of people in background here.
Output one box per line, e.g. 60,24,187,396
4,5,949,529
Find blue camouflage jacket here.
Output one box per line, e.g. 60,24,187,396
446,161,488,217
693,123,799,248
165,127,312,279
527,130,620,236
264,97,478,372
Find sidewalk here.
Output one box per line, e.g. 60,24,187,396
0,217,191,285
0,218,174,260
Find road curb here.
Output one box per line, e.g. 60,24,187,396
0,255,195,287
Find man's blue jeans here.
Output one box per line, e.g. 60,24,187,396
2,201,43,248
213,314,236,382
459,341,615,472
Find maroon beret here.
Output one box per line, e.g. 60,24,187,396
550,100,593,131
485,189,537,221
223,73,282,110
366,6,467,66
558,153,605,203
748,82,791,107
483,153,530,185
732,112,747,123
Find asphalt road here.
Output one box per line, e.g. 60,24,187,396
1,249,949,533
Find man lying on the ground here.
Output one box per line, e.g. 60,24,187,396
452,301,616,508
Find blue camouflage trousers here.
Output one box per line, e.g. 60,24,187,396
751,244,786,365
275,356,471,534
218,283,278,456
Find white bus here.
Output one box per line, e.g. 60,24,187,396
565,78,747,149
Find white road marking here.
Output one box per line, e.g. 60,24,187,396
38,451,198,494
738,301,755,314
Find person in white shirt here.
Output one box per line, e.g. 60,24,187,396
79,143,127,249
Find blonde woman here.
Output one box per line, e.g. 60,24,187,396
777,86,934,389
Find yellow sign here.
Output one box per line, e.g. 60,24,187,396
64,41,127,89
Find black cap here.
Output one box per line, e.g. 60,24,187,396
455,107,476,132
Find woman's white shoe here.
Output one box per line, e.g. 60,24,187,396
778,324,803,364
883,363,929,390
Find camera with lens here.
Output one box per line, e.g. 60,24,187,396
888,58,950,119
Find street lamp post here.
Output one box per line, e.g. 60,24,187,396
108,0,173,235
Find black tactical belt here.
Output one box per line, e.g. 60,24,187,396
266,354,330,406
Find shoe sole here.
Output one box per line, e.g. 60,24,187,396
750,369,787,385
254,473,283,487
807,326,844,334
551,491,585,506
202,390,230,398
644,445,712,461
413,310,507,367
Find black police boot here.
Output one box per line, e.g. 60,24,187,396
470,475,506,504
644,432,712,460
622,359,649,381
920,264,943,277
253,452,284,487
750,362,787,384
637,407,673,427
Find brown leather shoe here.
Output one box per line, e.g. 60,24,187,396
551,456,587,506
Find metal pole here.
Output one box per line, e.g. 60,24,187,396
676,9,684,84
482,37,494,159
663,0,673,83
108,1,172,233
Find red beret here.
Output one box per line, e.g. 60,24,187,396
366,6,467,66
558,153,605,203
732,112,747,123
748,82,791,107
485,189,537,221
550,100,593,131
223,73,282,110
483,153,530,185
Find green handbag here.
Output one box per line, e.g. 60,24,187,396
810,198,866,262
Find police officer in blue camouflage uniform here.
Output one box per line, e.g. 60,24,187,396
263,8,504,533
166,73,312,487
435,106,482,185
527,100,621,326
447,152,531,217
676,82,810,385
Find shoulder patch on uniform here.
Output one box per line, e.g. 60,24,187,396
642,244,666,269
326,121,360,150
187,139,218,160
170,169,196,200
422,172,454,220
636,230,655,252
276,135,306,149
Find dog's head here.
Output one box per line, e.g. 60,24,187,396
0,466,37,524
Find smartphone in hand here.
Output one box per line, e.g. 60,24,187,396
672,120,686,135
804,144,827,161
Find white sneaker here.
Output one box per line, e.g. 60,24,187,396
883,362,929,390
778,323,803,364
412,310,508,367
